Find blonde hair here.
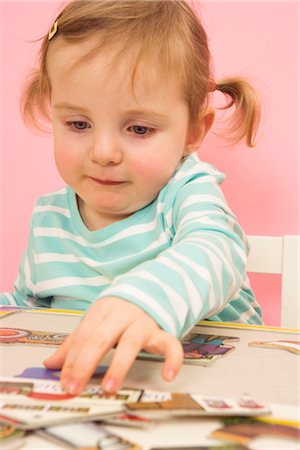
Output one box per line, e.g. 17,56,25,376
21,0,260,147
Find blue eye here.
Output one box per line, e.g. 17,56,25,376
129,125,153,136
73,121,90,130
66,121,91,131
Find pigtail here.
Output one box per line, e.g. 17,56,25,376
20,72,50,132
20,37,52,133
215,77,261,148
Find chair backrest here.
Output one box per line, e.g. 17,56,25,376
246,235,299,328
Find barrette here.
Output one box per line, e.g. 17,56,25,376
48,20,59,41
208,79,217,92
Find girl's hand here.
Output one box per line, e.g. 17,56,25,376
44,297,183,395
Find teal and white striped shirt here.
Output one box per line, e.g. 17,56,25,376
0,154,263,337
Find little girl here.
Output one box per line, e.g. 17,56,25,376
1,0,263,394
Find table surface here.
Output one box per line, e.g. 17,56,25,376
1,309,299,450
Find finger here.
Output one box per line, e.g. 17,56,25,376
101,323,148,393
60,316,127,394
145,331,184,381
43,333,73,369
57,311,109,384
43,313,95,370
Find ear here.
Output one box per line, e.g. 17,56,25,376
184,108,215,156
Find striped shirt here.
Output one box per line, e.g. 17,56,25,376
0,154,263,337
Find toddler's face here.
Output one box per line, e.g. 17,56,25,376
47,39,196,230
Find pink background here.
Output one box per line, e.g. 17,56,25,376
1,2,299,326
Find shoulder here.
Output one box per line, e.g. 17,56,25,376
157,153,228,225
161,153,225,204
31,187,71,227
172,153,225,186
34,187,69,208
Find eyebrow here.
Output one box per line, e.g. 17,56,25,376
123,109,169,122
53,103,89,113
53,103,170,122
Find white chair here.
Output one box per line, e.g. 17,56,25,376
246,235,300,328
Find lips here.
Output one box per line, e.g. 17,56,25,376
90,177,126,186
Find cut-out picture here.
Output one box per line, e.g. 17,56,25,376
15,366,107,382
0,327,68,346
139,333,240,366
249,340,300,354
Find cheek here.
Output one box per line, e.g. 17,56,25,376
54,142,80,178
131,155,178,188
54,147,66,166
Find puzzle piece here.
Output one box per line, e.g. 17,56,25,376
249,340,300,354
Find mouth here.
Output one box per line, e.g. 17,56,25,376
90,177,127,186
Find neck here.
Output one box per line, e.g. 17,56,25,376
76,196,130,231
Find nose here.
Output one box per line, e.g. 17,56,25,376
89,133,123,166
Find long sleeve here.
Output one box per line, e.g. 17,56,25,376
98,155,262,337
0,210,48,308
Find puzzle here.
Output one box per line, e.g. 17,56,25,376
0,327,68,346
37,422,141,449
126,393,270,418
139,332,240,366
1,327,240,366
211,416,300,444
0,377,142,429
249,340,300,354
15,366,107,382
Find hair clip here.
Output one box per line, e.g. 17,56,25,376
48,20,58,41
208,79,217,92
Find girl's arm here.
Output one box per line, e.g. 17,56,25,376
45,162,262,394
0,254,36,307
0,217,40,307
96,167,262,338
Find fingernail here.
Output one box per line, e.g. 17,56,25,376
165,369,176,381
65,380,79,395
102,377,116,393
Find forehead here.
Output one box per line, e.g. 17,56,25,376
46,36,184,105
